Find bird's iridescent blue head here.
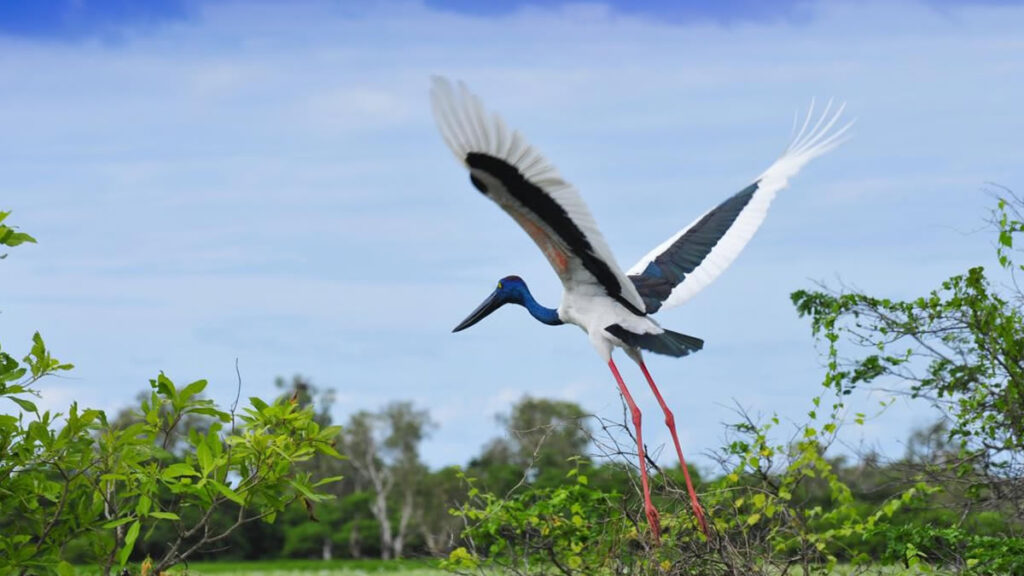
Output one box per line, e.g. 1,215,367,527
452,275,561,332
452,276,528,333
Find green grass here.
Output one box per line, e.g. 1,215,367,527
94,558,943,576
162,558,445,576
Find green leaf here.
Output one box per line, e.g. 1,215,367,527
212,480,245,505
136,494,152,516
161,462,199,480
752,493,766,509
0,211,37,250
315,442,343,458
312,475,344,488
197,439,213,473
180,379,208,400
445,546,478,569
149,511,180,520
155,373,175,396
118,520,141,566
191,406,231,421
1,231,36,246
101,517,136,529
288,478,317,500
8,396,37,413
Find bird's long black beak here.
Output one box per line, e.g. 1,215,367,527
452,289,504,333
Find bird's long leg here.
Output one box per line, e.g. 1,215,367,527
638,359,710,537
607,358,661,544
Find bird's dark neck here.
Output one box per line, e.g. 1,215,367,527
521,291,562,326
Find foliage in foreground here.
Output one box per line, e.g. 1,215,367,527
443,390,937,575
0,212,343,576
789,191,1024,574
1,358,342,576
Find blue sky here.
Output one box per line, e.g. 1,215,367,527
0,0,815,37
2,0,1022,470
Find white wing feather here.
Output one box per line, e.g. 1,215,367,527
431,76,647,313
627,100,852,310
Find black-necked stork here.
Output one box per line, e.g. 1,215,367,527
431,77,850,542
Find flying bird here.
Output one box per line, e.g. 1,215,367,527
430,76,850,543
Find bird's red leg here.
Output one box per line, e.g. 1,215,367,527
607,358,661,544
637,359,709,537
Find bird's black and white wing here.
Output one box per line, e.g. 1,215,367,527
431,76,647,316
628,102,852,313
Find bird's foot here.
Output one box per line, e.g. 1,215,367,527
692,503,710,538
645,502,661,545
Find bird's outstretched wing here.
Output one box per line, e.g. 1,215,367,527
431,76,647,316
628,101,852,313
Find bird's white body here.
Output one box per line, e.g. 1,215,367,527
559,291,661,361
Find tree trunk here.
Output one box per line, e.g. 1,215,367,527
392,489,415,559
348,522,362,558
421,526,440,557
322,536,332,560
373,490,393,560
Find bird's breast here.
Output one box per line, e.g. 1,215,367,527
559,290,661,343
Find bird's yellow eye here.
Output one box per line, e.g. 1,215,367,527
497,281,503,289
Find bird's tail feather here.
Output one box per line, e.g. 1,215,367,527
605,324,704,358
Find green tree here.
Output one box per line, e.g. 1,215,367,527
790,192,1024,573
340,401,435,559
792,193,1024,526
275,375,347,560
470,396,592,493
416,466,466,556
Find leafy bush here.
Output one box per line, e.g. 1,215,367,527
441,386,932,575
0,212,343,575
791,192,1024,573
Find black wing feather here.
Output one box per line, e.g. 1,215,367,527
629,182,759,313
467,153,646,316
